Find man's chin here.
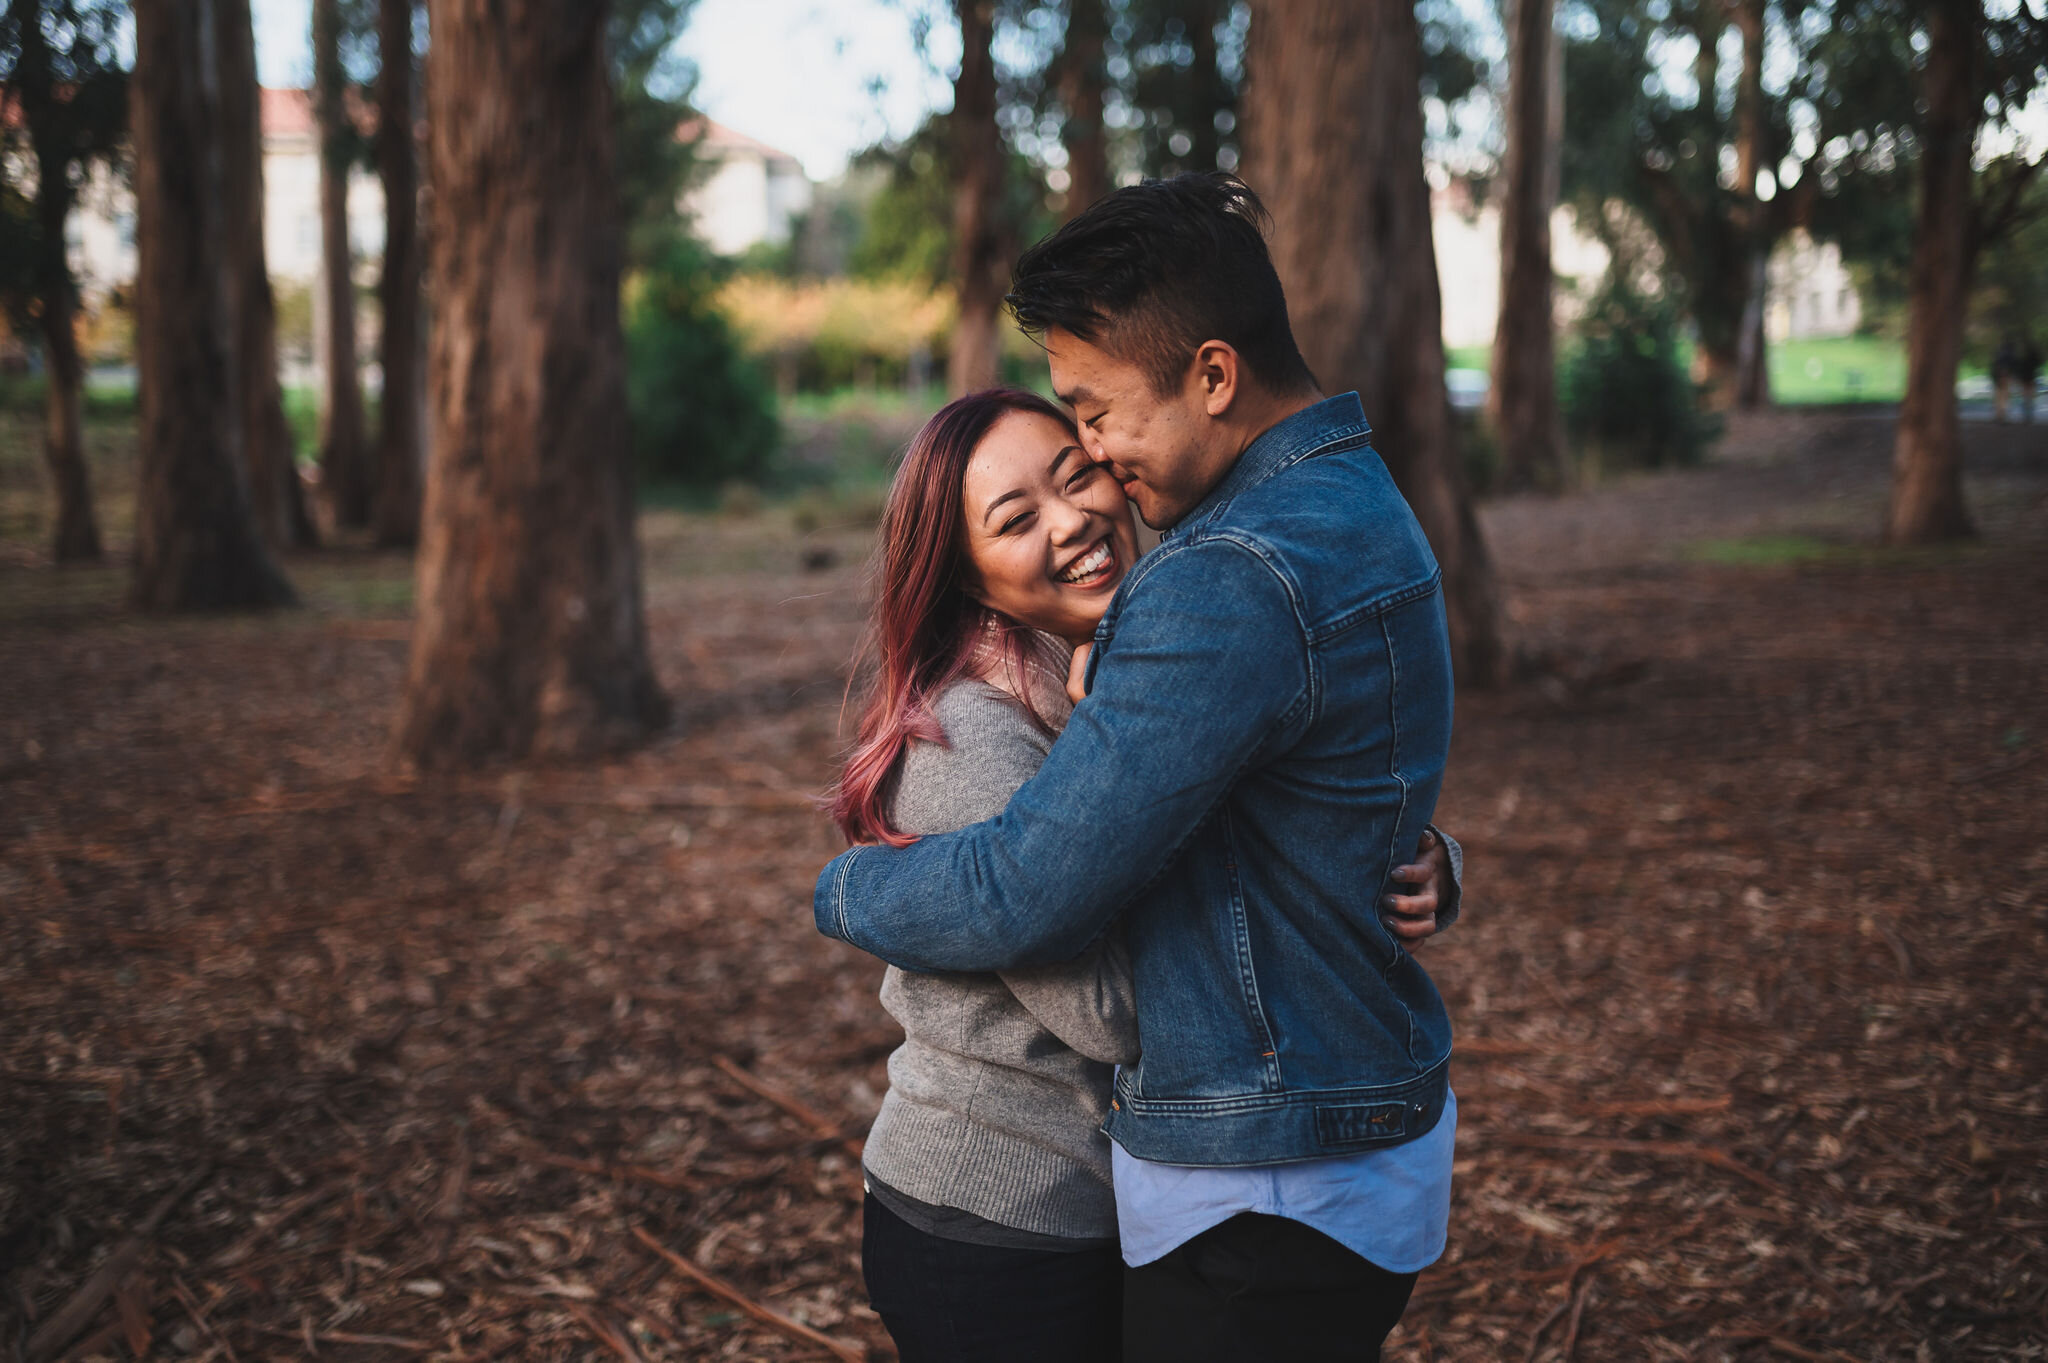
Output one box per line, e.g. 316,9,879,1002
1131,494,1184,533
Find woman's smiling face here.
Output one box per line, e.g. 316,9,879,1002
959,409,1140,644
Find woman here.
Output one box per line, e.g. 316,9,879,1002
830,389,1452,1362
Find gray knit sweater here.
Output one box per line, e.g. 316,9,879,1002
860,679,1139,1241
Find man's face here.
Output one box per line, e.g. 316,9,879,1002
1044,327,1223,530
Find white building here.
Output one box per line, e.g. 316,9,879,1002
1430,183,1865,356
60,99,808,303
1432,179,1613,355
57,88,382,303
1767,231,1862,340
682,118,812,256
252,87,386,287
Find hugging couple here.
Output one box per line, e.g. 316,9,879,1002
814,174,1465,1363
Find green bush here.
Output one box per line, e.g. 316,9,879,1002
1561,280,1714,473
624,239,781,489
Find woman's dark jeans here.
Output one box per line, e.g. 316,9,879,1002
861,1193,1123,1363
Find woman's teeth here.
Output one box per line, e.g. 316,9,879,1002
1058,540,1114,584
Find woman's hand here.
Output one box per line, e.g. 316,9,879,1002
1066,641,1093,705
1381,828,1452,947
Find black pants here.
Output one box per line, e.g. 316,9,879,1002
1122,1213,1418,1363
861,1193,1123,1363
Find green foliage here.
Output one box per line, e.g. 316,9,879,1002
609,0,702,269
1560,277,1713,473
849,121,954,283
1115,0,1245,179
848,112,1056,288
624,238,781,489
0,0,129,323
1969,177,2048,364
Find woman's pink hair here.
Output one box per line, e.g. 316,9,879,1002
830,388,1077,847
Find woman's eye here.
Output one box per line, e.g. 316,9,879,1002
1000,513,1031,534
1068,465,1099,489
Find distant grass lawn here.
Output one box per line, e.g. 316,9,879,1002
1768,336,1904,404
1450,334,1988,406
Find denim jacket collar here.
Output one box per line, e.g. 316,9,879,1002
1166,391,1374,540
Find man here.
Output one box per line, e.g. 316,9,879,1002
816,175,1461,1361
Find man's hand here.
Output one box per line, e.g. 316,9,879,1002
1066,641,1093,706
1382,828,1452,947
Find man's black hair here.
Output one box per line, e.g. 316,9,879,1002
1005,173,1319,397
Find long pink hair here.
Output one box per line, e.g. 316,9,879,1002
830,388,1077,847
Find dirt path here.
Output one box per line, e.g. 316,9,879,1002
3,415,2045,1361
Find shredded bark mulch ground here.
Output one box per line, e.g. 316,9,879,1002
3,413,2044,1361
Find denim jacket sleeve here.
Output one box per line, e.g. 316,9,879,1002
814,537,1310,972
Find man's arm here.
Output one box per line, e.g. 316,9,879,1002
815,539,1311,973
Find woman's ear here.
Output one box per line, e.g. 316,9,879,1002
956,555,990,610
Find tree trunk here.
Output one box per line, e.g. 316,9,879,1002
128,0,297,611
37,283,101,562
1733,245,1771,409
1186,0,1228,173
1730,0,1770,410
18,0,102,563
373,0,424,548
219,0,315,550
1242,0,1505,686
947,0,1005,395
1887,2,1978,544
1487,0,1566,492
314,0,371,527
1058,0,1111,219
395,0,668,765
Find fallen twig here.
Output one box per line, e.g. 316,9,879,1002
632,1225,863,1363
1484,1133,1784,1195
205,1182,340,1269
1580,1095,1731,1119
255,1326,434,1352
531,1150,701,1191
1452,1037,1549,1058
562,1300,649,1363
26,1163,213,1363
1705,1330,1861,1363
712,1056,866,1164
1560,1273,1594,1361
1521,1295,1574,1363
167,1272,239,1363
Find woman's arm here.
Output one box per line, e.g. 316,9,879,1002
890,683,1142,1061
1382,827,1463,944
1000,927,1140,1066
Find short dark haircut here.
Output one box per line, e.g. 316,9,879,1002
1005,174,1318,397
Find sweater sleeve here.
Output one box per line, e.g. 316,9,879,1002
889,682,1141,1063
1431,825,1464,930
1000,928,1140,1066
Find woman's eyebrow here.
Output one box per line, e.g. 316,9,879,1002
1047,445,1084,477
981,488,1026,525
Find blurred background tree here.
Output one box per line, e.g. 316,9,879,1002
0,0,126,563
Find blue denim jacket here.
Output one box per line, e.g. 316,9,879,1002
816,393,1455,1166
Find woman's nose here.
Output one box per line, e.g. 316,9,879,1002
1044,497,1090,543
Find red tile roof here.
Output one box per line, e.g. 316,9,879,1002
678,116,802,167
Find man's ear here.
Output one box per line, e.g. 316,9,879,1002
1191,340,1241,417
